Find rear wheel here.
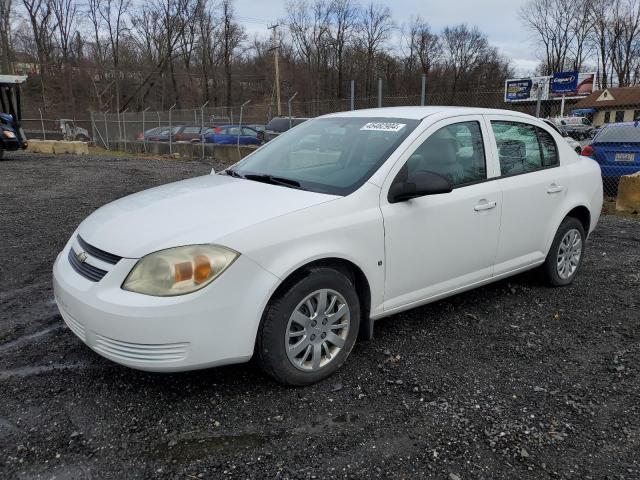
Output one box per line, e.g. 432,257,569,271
541,216,585,286
257,266,360,385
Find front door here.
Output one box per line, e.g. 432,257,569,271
381,116,502,311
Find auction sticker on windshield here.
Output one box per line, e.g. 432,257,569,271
360,122,406,132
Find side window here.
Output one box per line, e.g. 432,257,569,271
536,127,559,166
491,121,558,176
404,121,487,187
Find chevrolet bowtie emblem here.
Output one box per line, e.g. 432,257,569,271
76,251,88,263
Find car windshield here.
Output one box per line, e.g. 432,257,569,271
229,117,419,195
595,124,640,143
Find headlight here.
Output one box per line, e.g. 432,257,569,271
122,245,239,296
2,130,16,139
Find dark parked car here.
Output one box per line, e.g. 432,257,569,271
264,117,309,142
582,121,640,192
0,75,28,159
136,126,171,141
204,125,262,145
173,125,210,143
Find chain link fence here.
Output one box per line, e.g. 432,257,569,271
18,83,639,197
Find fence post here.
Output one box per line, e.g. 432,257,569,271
200,101,208,160
38,108,45,140
238,99,251,159
104,112,110,150
377,77,382,108
350,80,355,111
288,92,298,129
142,107,150,153
420,74,426,106
122,108,128,151
535,79,543,118
90,111,96,145
169,104,176,155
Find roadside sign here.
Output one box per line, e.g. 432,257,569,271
549,72,594,98
551,71,578,94
504,76,548,103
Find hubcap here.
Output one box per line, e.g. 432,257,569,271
556,228,582,280
285,289,350,372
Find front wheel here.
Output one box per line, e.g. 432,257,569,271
256,266,360,385
541,217,585,286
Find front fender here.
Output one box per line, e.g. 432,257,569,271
219,182,386,317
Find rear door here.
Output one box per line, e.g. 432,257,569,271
486,115,567,274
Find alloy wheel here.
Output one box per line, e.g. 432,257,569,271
556,228,582,280
285,289,350,372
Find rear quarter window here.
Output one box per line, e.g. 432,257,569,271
595,125,640,143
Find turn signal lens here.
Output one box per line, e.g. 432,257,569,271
122,245,239,296
581,145,594,158
193,255,212,284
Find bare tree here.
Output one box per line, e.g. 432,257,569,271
520,0,577,74
609,0,640,86
404,16,441,77
442,24,489,93
357,2,393,99
22,0,54,106
589,0,612,87
0,0,13,73
329,0,359,98
219,0,245,109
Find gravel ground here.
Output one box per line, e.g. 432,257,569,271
1,152,639,479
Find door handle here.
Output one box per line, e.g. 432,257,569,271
474,200,497,212
547,184,565,194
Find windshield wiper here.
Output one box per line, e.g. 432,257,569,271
225,168,244,178
244,174,303,190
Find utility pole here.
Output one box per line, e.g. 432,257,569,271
268,24,282,116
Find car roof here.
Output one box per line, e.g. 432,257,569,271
322,106,538,121
601,121,639,128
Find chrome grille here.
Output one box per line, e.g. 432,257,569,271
68,248,108,282
77,235,122,265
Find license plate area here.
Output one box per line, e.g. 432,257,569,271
615,152,635,162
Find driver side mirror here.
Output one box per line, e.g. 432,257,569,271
388,171,453,204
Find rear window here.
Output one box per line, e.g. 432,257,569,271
595,124,640,143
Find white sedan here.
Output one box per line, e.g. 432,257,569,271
53,107,603,385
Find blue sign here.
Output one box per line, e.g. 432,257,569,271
551,71,578,94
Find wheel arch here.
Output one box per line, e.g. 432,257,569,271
260,256,374,342
545,203,592,256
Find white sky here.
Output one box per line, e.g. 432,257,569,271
234,0,540,76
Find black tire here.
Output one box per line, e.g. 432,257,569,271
541,216,586,287
0,148,4,160
256,266,360,386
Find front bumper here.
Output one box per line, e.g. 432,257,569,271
1,137,24,151
53,241,279,372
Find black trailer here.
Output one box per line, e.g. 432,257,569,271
0,75,28,159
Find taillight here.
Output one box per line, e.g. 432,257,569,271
581,145,594,157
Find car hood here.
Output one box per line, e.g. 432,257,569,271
78,174,338,258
